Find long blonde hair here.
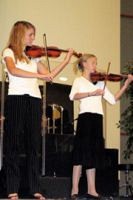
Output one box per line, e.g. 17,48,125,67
6,21,35,62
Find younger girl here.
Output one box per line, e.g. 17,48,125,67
69,54,133,199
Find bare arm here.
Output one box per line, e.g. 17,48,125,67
4,57,52,81
73,89,104,100
37,48,74,79
114,74,133,101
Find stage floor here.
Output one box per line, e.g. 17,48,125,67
0,197,133,200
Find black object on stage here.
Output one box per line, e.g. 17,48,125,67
118,164,133,197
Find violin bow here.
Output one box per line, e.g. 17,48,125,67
41,33,51,176
43,34,51,73
103,62,111,90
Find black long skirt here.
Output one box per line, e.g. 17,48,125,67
72,112,105,169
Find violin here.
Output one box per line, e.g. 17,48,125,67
90,72,128,82
25,45,82,58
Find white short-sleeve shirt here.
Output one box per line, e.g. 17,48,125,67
2,48,41,98
69,76,116,115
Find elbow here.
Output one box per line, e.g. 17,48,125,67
69,97,74,101
9,68,18,76
70,97,78,101
69,93,79,101
9,69,16,76
69,95,74,101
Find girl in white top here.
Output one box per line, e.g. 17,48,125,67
2,21,73,200
69,54,133,199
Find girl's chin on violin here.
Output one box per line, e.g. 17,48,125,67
25,42,32,47
27,44,32,46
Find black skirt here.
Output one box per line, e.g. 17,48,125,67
72,112,105,169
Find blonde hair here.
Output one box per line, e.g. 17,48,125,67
73,54,96,73
78,54,96,71
6,21,35,62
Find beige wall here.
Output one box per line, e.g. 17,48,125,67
0,0,120,152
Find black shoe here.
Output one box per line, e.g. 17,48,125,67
71,194,78,200
85,193,101,199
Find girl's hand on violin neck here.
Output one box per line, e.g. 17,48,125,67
91,89,104,96
124,74,133,87
63,48,74,64
128,74,133,82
